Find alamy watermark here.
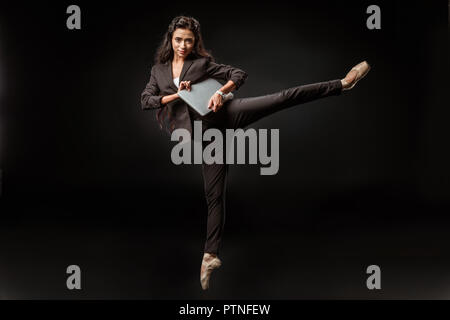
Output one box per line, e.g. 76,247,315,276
366,264,381,290
170,120,280,175
66,265,82,290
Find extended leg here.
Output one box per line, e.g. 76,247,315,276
222,79,343,129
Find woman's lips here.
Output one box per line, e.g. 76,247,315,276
179,50,186,54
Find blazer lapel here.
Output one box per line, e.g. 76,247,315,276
164,57,194,92
179,58,193,82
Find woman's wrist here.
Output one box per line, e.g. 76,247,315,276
215,90,226,98
214,92,224,102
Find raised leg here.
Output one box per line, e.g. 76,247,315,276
222,79,343,129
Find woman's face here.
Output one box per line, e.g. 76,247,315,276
171,28,195,59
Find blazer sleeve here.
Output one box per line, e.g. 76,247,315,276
205,58,248,91
141,65,164,110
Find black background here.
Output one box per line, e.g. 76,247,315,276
0,0,449,299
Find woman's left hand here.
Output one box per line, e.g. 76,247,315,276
207,93,224,112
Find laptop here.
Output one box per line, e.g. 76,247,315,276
177,78,224,116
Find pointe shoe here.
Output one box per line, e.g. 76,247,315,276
342,61,371,91
200,253,222,290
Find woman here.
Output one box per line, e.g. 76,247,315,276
141,16,370,290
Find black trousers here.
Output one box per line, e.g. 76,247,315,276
188,79,343,254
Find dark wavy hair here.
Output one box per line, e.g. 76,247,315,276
153,15,215,133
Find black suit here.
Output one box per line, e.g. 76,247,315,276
141,55,343,254
141,55,248,136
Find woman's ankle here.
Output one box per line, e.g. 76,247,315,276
203,252,218,260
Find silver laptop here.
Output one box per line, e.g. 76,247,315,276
177,78,224,116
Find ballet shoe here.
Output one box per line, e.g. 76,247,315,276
200,253,222,290
342,61,371,91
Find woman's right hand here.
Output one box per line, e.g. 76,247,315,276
178,80,191,92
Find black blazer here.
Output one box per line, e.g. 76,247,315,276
141,55,248,135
